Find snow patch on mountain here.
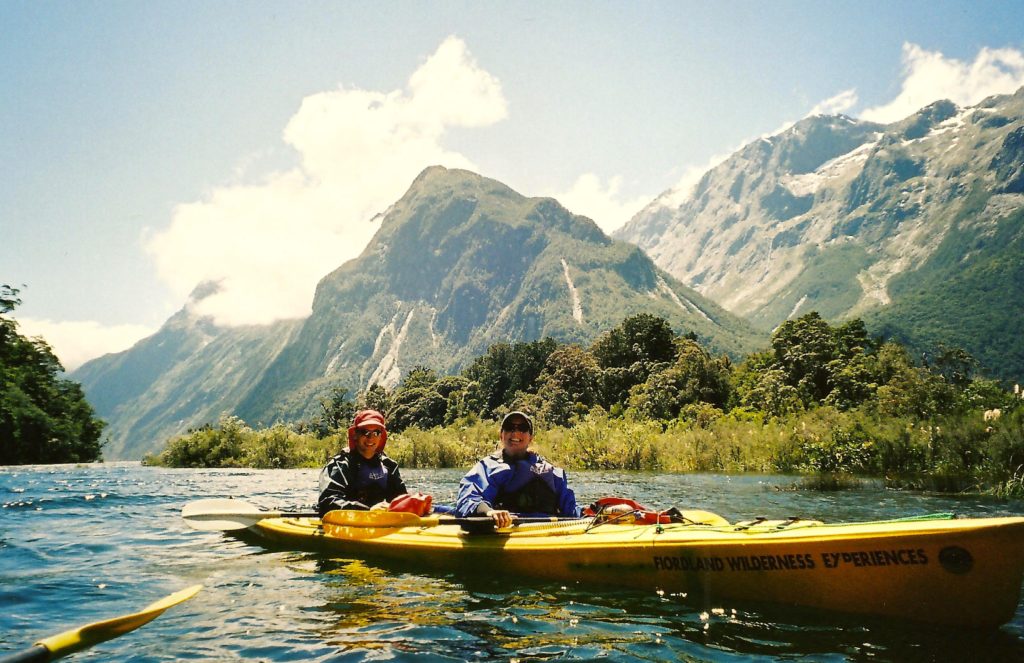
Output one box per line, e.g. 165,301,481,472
782,138,880,197
368,308,415,389
561,258,584,323
654,275,711,321
921,108,967,141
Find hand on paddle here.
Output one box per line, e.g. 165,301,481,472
485,509,514,529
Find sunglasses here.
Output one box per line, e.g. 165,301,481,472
502,423,531,433
356,428,383,438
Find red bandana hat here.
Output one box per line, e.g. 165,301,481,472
347,409,388,452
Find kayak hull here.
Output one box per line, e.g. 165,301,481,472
246,514,1024,628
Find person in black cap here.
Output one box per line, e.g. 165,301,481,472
454,410,580,528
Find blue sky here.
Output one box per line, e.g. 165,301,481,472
4,1,1024,369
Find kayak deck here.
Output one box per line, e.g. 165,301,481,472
245,513,1024,628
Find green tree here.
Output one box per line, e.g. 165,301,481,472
390,387,447,431
312,386,355,437
533,345,601,426
591,313,678,407
927,344,977,389
401,366,439,390
461,338,557,416
872,343,954,419
591,313,677,369
357,383,392,417
627,339,732,420
1,285,106,464
772,312,837,406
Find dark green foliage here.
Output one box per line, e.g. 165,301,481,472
1,285,105,465
591,313,677,369
591,313,678,406
148,415,337,468
867,199,1024,383
461,338,558,416
307,386,355,437
390,388,447,431
151,308,1024,495
530,345,602,427
627,339,732,419
358,384,392,416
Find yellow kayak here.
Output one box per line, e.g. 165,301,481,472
243,510,1024,628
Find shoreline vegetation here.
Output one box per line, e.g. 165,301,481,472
143,312,1024,498
143,408,1024,497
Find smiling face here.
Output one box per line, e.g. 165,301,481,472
354,425,384,459
500,415,533,460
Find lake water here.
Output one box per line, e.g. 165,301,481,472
2,462,1024,662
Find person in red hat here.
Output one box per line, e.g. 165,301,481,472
317,409,408,516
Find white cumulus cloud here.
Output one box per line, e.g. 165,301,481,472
808,89,859,117
552,173,652,235
145,36,507,326
656,152,733,210
861,43,1024,123
14,317,156,372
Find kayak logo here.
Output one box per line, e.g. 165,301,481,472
938,546,973,575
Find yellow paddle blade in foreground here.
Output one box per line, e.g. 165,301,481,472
1,584,202,663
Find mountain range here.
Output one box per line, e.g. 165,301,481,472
74,88,1024,459
74,167,760,459
616,87,1024,379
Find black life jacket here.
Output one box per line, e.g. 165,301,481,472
490,455,561,515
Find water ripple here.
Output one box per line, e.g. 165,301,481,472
1,463,1022,661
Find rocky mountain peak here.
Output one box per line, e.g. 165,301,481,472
77,166,759,458
616,86,1024,380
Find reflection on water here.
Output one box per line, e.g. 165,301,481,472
1,463,1023,661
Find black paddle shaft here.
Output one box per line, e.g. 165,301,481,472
0,644,49,663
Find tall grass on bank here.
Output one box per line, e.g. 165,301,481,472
144,416,340,469
386,420,499,468
146,408,1024,496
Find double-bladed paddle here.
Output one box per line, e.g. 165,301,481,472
181,498,587,532
0,584,202,663
322,508,587,532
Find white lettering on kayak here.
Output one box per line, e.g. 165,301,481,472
653,548,932,572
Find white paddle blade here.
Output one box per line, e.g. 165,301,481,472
181,498,275,531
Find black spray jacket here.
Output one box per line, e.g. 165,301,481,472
317,449,407,516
